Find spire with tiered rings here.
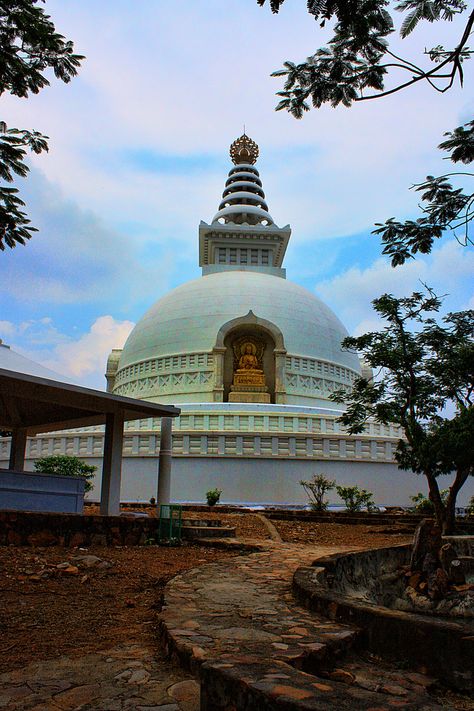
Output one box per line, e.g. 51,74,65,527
212,133,274,226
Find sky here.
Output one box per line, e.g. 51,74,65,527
1,0,473,389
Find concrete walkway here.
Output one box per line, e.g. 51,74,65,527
159,541,446,710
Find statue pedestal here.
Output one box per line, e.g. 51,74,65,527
229,383,271,404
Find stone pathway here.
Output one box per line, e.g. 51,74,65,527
0,643,199,711
159,541,449,710
0,540,456,710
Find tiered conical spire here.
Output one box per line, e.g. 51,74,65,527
212,134,274,226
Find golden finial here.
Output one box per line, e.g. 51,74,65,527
230,133,259,165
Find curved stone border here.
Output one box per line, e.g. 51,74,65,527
158,543,444,710
293,547,473,693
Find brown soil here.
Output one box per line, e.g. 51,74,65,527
272,519,414,547
0,543,237,673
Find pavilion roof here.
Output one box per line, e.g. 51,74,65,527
0,368,179,435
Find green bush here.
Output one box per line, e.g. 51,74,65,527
206,488,222,506
300,473,335,511
467,496,474,517
410,490,449,514
34,455,96,493
335,485,376,513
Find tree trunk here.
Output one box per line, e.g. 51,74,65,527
444,467,471,535
425,471,446,532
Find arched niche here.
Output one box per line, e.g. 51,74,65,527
212,311,287,404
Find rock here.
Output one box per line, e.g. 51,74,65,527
410,519,441,572
56,562,79,575
427,567,449,600
72,554,112,569
405,586,434,610
27,530,58,547
440,544,465,585
52,683,100,710
328,668,356,684
127,668,151,685
408,572,422,589
168,680,200,708
422,552,439,577
114,670,132,681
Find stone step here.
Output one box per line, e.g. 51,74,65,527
181,525,236,540
181,518,223,528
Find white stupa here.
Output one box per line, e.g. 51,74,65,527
1,136,415,505
100,135,406,505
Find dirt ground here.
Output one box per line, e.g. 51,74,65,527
272,518,414,547
0,543,237,673
0,513,416,676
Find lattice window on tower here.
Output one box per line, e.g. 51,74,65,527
218,247,226,264
229,248,237,264
251,248,258,264
240,248,248,264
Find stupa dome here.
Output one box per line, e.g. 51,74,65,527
113,270,360,405
110,134,361,407
119,271,357,370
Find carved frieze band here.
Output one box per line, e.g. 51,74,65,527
285,355,358,395
113,352,214,397
114,371,213,398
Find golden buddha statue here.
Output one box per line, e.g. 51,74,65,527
239,343,260,370
233,341,266,387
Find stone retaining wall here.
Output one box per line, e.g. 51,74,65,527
293,547,474,692
0,510,160,547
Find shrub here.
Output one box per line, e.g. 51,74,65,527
34,455,96,493
300,474,335,511
336,485,376,513
206,488,222,506
467,495,474,517
410,490,449,514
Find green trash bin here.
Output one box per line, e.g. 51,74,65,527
158,504,182,544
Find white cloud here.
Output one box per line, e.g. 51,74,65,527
3,316,134,390
43,316,134,385
2,0,472,249
315,240,474,334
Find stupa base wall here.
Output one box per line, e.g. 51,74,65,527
3,452,473,510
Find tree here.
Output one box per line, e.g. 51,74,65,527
300,473,335,510
0,1,84,251
373,119,473,265
331,290,474,534
258,1,473,262
34,455,96,493
258,0,473,113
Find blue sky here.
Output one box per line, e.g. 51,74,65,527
1,0,473,387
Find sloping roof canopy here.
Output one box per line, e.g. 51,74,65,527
0,368,180,435
0,341,77,384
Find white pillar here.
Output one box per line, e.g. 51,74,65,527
274,348,287,404
100,412,124,516
212,347,226,402
9,427,27,471
157,417,173,506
